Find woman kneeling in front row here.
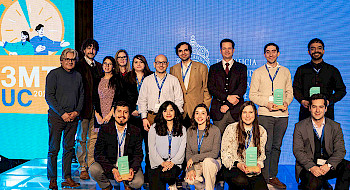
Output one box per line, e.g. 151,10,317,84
221,101,268,190
185,103,221,190
148,101,187,190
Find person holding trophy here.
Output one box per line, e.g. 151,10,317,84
221,101,268,190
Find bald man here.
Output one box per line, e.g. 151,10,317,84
137,54,184,131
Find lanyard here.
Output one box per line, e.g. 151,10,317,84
310,62,321,74
136,75,144,92
117,127,127,157
197,127,206,154
181,61,192,82
154,73,167,102
265,64,280,93
245,127,253,149
313,125,325,156
167,130,173,159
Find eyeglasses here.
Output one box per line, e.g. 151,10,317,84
63,58,76,62
155,61,168,65
103,62,113,66
117,56,127,59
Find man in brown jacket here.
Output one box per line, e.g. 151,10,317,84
74,39,103,179
170,42,211,128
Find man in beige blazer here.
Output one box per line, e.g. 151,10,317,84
170,42,211,128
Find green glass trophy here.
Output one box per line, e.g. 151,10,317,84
246,147,259,173
274,89,285,110
117,156,130,180
309,87,320,97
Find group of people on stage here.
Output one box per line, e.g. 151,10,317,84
45,37,349,190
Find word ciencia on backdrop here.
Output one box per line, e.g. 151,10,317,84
0,56,59,114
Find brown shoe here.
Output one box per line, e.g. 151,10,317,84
61,177,80,188
268,177,287,189
49,179,58,189
102,184,113,190
80,170,90,180
123,181,131,190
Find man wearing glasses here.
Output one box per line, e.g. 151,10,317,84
45,48,83,189
137,54,183,131
74,39,103,180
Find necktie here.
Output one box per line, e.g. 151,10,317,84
225,62,229,75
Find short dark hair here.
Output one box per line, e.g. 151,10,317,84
115,101,130,111
81,38,99,52
308,38,324,50
35,24,44,31
264,43,279,53
310,93,328,107
175,42,192,56
220,39,235,49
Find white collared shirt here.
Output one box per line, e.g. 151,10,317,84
84,56,95,67
311,118,325,138
116,124,128,161
266,62,281,68
222,58,234,71
181,61,192,90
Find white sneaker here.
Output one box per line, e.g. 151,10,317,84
168,184,178,190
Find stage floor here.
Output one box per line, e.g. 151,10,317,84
0,158,336,190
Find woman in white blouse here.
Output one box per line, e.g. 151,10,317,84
221,101,268,190
148,101,187,190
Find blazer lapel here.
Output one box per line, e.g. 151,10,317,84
307,118,315,155
324,118,331,154
123,127,131,156
186,61,197,92
175,64,186,93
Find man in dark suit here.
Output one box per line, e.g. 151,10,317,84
74,39,103,179
89,101,144,190
208,38,247,134
293,94,350,190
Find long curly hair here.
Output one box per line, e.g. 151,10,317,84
102,56,122,90
154,101,183,137
189,104,211,137
236,101,261,159
128,55,153,84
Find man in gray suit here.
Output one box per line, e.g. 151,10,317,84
293,94,350,190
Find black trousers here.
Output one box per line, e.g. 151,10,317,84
149,165,181,190
299,159,350,190
223,166,268,190
47,110,78,180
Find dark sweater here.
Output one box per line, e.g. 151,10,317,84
45,67,84,117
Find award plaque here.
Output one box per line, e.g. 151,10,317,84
274,89,285,110
117,156,130,180
310,87,320,97
246,147,259,173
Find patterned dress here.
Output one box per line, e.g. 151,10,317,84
98,78,115,117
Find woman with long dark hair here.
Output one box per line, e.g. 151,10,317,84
185,104,221,190
125,54,153,183
93,56,129,128
221,101,268,190
114,49,131,77
148,101,186,190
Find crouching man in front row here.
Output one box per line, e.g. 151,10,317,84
293,94,350,190
90,101,144,190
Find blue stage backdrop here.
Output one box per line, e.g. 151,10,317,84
94,0,350,165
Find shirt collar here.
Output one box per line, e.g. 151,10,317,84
222,58,234,67
266,62,281,68
84,56,95,67
116,123,128,133
311,117,325,129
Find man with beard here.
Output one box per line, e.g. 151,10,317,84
293,38,346,121
170,42,211,128
90,101,144,190
137,54,183,131
74,39,103,179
